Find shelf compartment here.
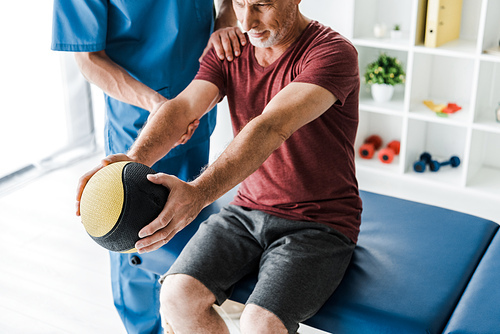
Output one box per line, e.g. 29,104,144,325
474,59,500,132
466,130,500,197
405,119,467,186
409,53,474,124
409,102,472,125
480,0,500,56
360,91,405,116
352,0,413,46
414,0,483,57
355,111,404,174
357,46,408,114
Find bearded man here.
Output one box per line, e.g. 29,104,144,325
78,0,362,332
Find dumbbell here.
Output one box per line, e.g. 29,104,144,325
413,152,432,173
378,140,400,164
429,156,460,172
359,135,382,159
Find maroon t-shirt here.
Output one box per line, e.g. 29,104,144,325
196,21,362,242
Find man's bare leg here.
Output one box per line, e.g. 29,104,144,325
160,274,230,334
240,304,288,334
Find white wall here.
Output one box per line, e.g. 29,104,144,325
299,0,354,38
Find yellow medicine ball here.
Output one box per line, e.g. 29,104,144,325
80,161,169,253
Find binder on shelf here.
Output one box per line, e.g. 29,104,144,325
416,0,428,45
424,0,463,48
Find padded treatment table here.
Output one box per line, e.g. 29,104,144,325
231,191,499,333
443,231,500,334
299,191,498,333
130,189,499,333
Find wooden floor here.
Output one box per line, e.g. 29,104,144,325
0,156,125,333
0,155,326,334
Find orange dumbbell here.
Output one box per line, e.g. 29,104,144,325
378,140,400,164
359,135,383,159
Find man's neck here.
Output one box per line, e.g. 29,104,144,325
254,15,311,68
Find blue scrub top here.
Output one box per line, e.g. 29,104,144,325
51,0,217,158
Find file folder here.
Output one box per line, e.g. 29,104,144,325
425,0,463,48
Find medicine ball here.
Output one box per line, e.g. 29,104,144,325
80,161,169,253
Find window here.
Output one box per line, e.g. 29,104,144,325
0,1,96,195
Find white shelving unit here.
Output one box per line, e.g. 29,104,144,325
300,0,500,207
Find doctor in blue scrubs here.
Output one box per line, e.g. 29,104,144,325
51,1,244,333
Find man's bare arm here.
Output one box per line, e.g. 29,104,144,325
127,80,222,167
75,80,220,216
194,82,338,204
135,82,337,253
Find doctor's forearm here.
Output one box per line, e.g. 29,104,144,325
74,51,165,113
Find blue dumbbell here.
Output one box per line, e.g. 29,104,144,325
413,152,432,173
429,156,460,172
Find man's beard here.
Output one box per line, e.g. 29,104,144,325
247,4,295,48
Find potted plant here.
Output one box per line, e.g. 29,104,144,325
364,53,406,102
391,24,402,39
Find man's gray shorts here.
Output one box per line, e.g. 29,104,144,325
164,204,355,333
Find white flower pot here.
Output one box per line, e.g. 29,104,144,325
371,84,394,102
391,30,403,40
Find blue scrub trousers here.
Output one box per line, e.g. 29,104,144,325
109,140,210,334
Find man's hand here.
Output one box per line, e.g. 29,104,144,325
76,154,134,216
134,174,207,253
200,27,247,62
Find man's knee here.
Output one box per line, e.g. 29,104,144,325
240,304,289,334
160,274,215,317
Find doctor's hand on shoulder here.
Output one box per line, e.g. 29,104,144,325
200,26,247,62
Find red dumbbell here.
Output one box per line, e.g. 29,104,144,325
359,135,383,159
378,140,400,164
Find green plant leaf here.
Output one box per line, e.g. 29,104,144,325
364,53,406,86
